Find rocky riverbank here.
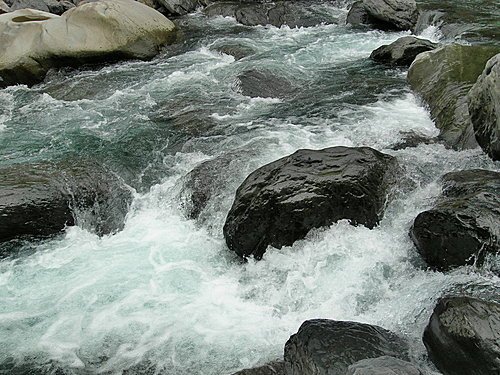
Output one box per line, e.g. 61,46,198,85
0,1,498,374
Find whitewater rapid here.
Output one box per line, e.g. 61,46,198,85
0,7,499,375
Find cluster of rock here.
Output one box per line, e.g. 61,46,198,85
232,296,500,374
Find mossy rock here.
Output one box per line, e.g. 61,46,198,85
407,44,500,149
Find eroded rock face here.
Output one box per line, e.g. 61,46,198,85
407,44,500,149
468,53,500,161
0,160,133,247
223,146,398,259
370,36,437,67
347,0,418,31
346,356,423,375
284,319,409,375
423,297,500,375
0,0,177,87
232,361,285,375
410,169,500,271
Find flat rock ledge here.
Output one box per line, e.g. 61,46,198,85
223,146,398,259
0,0,177,87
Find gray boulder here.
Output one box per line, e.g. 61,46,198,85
410,169,500,271
0,160,132,247
0,0,177,87
232,361,285,375
423,297,500,375
223,146,398,259
347,0,418,31
468,53,500,161
346,356,424,375
284,319,409,375
370,36,437,67
407,44,500,149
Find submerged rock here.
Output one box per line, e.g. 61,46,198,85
235,69,294,99
390,131,436,150
0,160,132,246
214,44,255,60
410,169,500,271
407,44,500,149
0,0,177,87
370,36,437,67
346,356,424,375
284,319,409,375
423,297,500,375
223,146,398,259
468,53,500,161
204,1,332,28
347,0,418,31
232,361,285,375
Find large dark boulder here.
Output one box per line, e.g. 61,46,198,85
284,319,409,375
407,44,500,150
0,160,132,246
235,69,294,99
468,53,500,161
346,356,423,375
346,0,418,31
204,1,333,28
423,297,500,375
232,361,285,375
410,169,500,271
370,36,437,67
223,146,398,259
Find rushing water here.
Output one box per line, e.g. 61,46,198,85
0,3,499,375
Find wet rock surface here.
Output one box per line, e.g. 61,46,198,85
346,356,424,375
284,319,409,375
0,160,132,248
232,361,285,375
223,146,398,259
407,44,500,150
347,0,418,31
423,297,500,375
370,36,437,67
468,53,500,161
410,169,500,271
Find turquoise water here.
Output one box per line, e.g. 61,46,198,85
0,5,499,375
